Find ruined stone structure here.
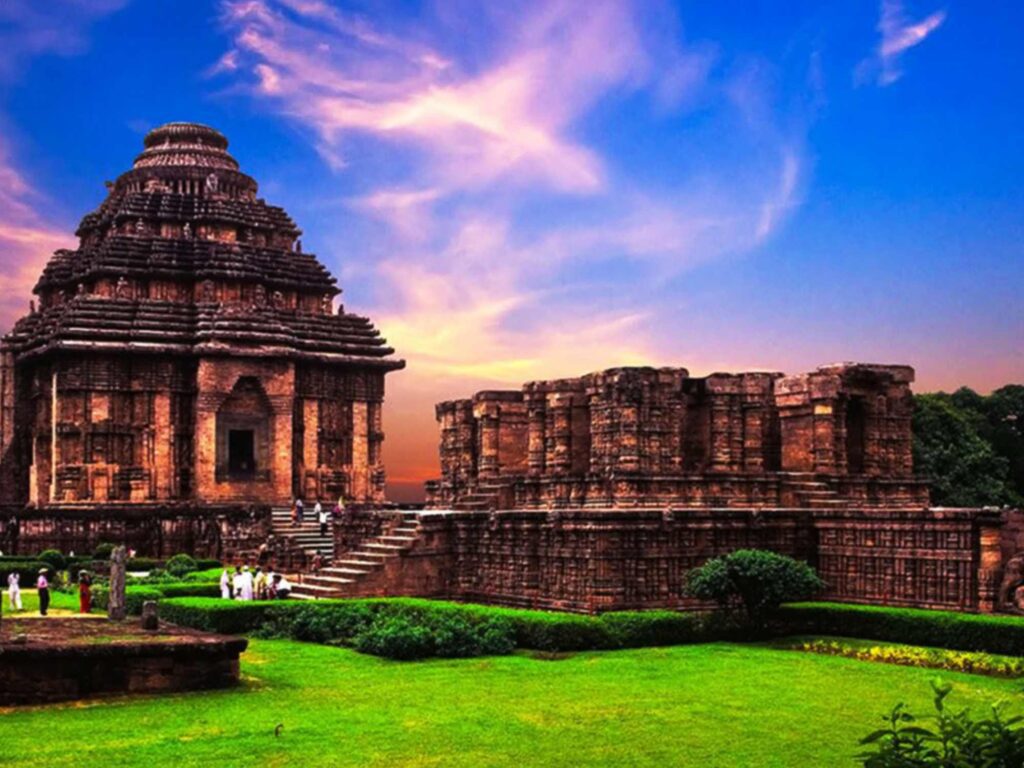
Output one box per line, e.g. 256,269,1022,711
426,364,927,510
306,364,1016,614
0,123,403,557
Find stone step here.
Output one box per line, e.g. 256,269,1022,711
378,535,417,545
293,581,352,594
335,559,383,569
362,542,407,552
317,567,374,577
348,551,390,563
302,575,358,588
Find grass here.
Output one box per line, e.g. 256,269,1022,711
1,639,1022,767
5,588,85,616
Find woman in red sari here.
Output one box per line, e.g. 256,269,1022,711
78,571,92,613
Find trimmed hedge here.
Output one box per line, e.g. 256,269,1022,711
777,602,1024,657
158,597,748,655
90,582,221,615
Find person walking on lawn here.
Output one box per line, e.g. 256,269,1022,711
37,568,50,616
7,570,22,612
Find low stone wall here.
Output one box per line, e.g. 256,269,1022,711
0,619,248,706
335,506,1010,614
0,503,271,560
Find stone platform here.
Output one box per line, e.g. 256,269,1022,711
0,617,247,706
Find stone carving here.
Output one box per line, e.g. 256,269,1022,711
76,283,86,296
108,545,127,620
253,284,267,308
199,280,216,303
140,600,159,630
998,554,1024,614
135,218,147,235
321,293,332,314
182,221,192,239
115,276,129,299
205,172,219,194
271,290,285,309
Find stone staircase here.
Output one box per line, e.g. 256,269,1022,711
450,480,504,511
270,506,334,561
785,477,845,508
290,511,422,600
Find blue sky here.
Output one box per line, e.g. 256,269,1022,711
0,0,1021,496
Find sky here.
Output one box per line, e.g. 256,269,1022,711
0,0,1021,501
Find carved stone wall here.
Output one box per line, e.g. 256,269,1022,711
428,363,925,510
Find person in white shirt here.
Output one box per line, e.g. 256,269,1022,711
7,571,22,611
231,566,243,600
317,501,329,537
272,573,292,599
239,566,255,601
220,568,231,599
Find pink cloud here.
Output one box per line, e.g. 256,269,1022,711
857,0,947,86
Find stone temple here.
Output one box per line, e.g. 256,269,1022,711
2,123,1022,615
0,123,403,560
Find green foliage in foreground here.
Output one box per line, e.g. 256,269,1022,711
0,640,1018,768
159,597,746,657
859,680,1024,767
686,549,823,622
778,602,1024,656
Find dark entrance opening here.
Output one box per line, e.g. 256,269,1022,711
228,429,255,478
845,398,866,474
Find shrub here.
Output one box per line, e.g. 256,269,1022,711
354,615,436,660
91,585,165,615
687,549,823,623
185,567,230,583
165,554,198,577
37,549,66,572
789,637,1024,678
160,598,276,634
858,680,1024,766
156,582,221,599
93,542,116,560
778,602,1024,657
126,557,161,572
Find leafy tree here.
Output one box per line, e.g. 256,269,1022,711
912,394,1019,507
165,553,198,577
685,549,823,624
987,385,1024,502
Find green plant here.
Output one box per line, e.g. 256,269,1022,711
36,549,66,571
778,602,1024,657
858,680,1024,766
686,549,823,623
93,542,116,560
165,553,198,577
353,615,436,660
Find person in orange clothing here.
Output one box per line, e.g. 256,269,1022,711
78,570,92,613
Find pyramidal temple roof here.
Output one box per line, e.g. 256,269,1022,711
2,122,404,370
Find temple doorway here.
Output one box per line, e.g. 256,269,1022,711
845,398,866,474
216,377,272,482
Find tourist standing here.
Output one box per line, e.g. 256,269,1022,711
311,550,323,573
239,566,254,601
78,571,92,614
7,570,22,612
37,568,50,616
220,567,231,599
232,565,243,599
295,497,305,525
317,500,328,537
254,567,267,600
265,569,277,600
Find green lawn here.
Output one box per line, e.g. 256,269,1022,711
1,639,1022,767
5,588,82,615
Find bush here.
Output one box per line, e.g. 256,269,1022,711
37,549,66,572
126,557,160,572
778,602,1024,657
858,681,1024,766
165,554,198,577
91,585,164,615
788,637,1024,678
687,549,823,623
156,582,221,599
353,615,437,660
160,598,276,634
93,542,116,560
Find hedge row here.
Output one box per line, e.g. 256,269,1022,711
776,602,1024,657
159,597,751,652
91,582,221,615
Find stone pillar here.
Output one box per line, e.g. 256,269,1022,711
527,401,546,475
709,397,733,472
351,401,369,501
547,395,573,474
811,401,838,474
153,392,172,499
303,398,319,496
475,404,500,478
978,520,1003,613
108,545,127,620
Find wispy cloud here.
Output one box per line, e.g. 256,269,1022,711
858,0,947,86
214,0,811,490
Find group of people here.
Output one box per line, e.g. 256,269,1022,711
292,495,345,537
4,568,91,615
220,565,292,601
